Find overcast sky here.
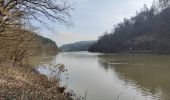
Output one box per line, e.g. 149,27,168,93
37,0,153,46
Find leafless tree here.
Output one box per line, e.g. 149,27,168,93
0,0,72,32
0,27,40,63
159,0,170,9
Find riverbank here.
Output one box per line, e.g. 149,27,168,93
0,63,72,100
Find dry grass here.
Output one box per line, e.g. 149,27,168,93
0,63,72,100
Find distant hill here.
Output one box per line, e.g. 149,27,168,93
60,41,96,52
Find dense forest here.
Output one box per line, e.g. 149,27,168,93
89,0,170,53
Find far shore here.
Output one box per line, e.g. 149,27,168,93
88,50,170,54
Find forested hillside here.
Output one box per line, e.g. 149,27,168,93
89,0,170,53
37,35,58,55
60,41,95,52
0,27,58,62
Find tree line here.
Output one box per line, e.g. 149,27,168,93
89,0,170,53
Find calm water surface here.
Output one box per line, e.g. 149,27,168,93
29,52,170,100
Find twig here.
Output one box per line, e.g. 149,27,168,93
84,89,88,100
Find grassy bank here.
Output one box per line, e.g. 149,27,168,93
0,63,72,100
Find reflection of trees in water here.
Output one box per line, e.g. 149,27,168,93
97,54,170,100
98,59,110,72
97,54,118,72
24,55,57,67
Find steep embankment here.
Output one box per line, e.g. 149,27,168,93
0,63,71,100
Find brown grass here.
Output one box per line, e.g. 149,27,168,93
0,63,72,100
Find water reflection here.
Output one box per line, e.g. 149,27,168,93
24,54,57,67
98,53,170,100
28,52,170,100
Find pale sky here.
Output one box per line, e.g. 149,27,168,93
35,0,153,46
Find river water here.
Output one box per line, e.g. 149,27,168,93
28,52,170,100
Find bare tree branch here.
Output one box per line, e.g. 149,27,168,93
0,0,72,32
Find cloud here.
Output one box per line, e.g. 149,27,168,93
41,31,97,46
37,0,153,46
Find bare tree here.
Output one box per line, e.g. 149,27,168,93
0,27,40,63
0,0,72,32
0,0,70,63
159,0,170,9
159,0,169,3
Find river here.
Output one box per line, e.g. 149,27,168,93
27,51,170,100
